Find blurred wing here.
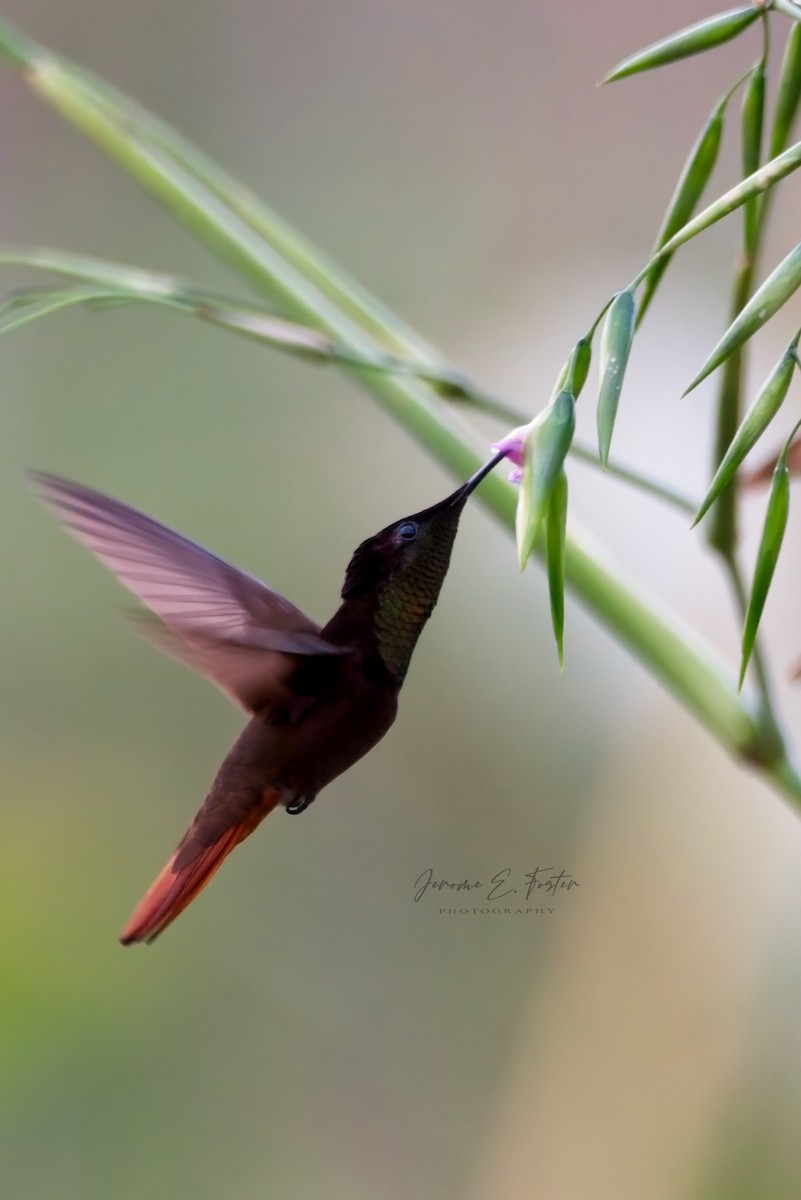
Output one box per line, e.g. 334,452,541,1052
128,612,327,713
30,471,345,710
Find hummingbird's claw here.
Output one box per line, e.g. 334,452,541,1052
285,794,317,815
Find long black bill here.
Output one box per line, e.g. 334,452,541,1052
405,449,507,524
456,448,508,500
438,448,507,512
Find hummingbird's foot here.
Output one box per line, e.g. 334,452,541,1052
285,793,317,816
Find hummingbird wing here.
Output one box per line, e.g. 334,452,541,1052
29,471,345,711
127,612,333,714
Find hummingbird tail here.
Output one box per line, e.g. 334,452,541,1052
119,784,282,945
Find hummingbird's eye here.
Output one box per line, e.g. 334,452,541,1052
398,521,418,541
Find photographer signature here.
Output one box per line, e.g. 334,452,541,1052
413,866,579,903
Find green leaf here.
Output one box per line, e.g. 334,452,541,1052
740,447,793,690
604,7,762,83
552,338,592,401
0,17,36,68
0,286,116,336
13,58,380,356
569,338,592,398
694,347,797,526
546,471,568,669
644,138,801,268
14,58,497,401
0,248,523,396
597,290,636,466
770,22,801,159
0,247,346,355
686,241,801,393
5,20,439,363
741,63,765,256
516,390,576,569
0,244,182,294
637,97,725,324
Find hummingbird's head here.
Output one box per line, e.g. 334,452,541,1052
341,452,503,679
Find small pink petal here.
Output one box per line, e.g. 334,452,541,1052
492,425,528,468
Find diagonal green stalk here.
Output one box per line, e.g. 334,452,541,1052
0,18,800,804
23,36,442,361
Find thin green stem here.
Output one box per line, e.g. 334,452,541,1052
568,444,697,515
760,10,771,70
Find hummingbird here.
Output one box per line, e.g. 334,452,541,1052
29,452,502,945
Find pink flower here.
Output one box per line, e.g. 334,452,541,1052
492,425,528,484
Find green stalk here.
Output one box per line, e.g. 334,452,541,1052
707,30,780,749
707,261,754,562
29,38,441,361
772,1,801,26
0,18,799,804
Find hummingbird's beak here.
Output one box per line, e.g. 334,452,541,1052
448,448,507,506
404,449,507,525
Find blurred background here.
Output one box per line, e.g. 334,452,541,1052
2,2,801,1197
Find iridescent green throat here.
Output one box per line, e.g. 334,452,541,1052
372,509,463,681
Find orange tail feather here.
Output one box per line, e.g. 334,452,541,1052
119,787,280,945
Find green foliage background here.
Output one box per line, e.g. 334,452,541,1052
2,2,801,1198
